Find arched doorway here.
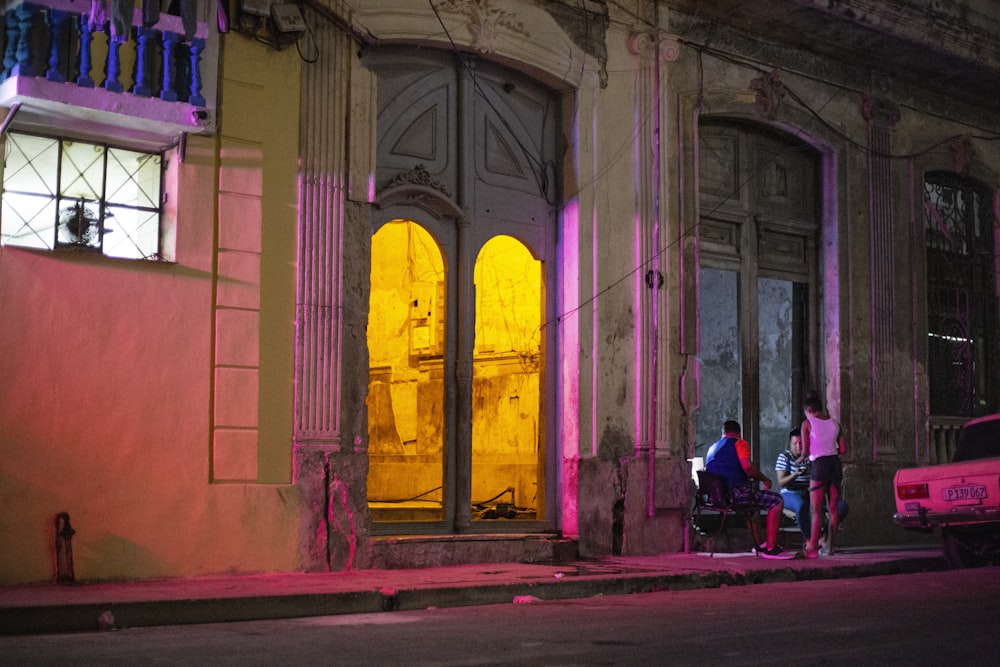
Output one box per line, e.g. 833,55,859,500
365,47,560,533
695,120,821,472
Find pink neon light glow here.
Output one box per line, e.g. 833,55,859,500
560,199,581,537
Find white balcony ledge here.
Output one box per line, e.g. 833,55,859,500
0,0,218,150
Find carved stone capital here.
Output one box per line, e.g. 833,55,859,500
627,32,680,62
749,70,784,120
628,31,653,56
949,134,973,175
659,36,680,63
861,93,901,127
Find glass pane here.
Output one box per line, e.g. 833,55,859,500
104,205,160,259
106,148,161,209
60,140,105,201
367,220,446,522
758,277,795,475
3,134,58,196
472,235,543,521
1,193,56,249
695,267,741,460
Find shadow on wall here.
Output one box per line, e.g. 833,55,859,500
79,533,165,582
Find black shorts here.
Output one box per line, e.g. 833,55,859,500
809,455,843,490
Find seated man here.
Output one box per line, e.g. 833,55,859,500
705,420,794,559
776,428,849,552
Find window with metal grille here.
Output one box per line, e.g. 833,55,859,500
924,171,999,417
1,132,164,260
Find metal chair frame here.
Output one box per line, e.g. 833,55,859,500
691,469,761,556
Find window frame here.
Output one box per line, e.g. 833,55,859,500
923,170,1000,418
1,131,167,262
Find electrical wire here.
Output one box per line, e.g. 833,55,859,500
320,1,1000,339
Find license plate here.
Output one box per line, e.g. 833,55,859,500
942,484,988,502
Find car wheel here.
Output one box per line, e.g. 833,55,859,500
942,526,1000,568
942,527,977,568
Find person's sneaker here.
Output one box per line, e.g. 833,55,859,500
819,545,833,557
758,545,795,560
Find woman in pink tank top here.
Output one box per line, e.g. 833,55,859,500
800,390,846,559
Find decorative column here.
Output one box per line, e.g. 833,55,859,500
628,31,679,517
293,15,368,571
863,88,901,457
295,22,349,448
628,30,658,462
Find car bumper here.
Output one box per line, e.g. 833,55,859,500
893,506,1000,529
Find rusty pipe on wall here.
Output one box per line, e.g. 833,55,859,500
54,512,76,584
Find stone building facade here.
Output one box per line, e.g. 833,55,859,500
1,0,997,584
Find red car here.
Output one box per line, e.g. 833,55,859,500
893,413,1000,567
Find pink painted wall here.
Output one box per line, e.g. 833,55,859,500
0,37,302,585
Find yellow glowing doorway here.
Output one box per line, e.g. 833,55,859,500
368,220,446,522
472,236,544,521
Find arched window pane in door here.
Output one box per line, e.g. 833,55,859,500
472,235,544,521
368,220,446,522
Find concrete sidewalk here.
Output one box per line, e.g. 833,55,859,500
0,546,945,635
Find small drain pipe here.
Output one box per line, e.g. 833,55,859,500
55,512,76,584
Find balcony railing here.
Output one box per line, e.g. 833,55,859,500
928,415,966,465
0,0,215,149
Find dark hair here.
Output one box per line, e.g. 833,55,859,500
789,428,801,438
804,390,823,413
723,420,741,434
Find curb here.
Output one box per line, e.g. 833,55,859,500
0,554,946,635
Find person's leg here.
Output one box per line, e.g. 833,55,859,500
836,498,849,524
766,500,783,549
806,484,825,556
826,483,841,552
781,489,809,538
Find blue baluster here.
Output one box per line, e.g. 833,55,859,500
46,9,68,82
11,2,39,78
132,26,153,96
159,30,178,101
188,37,205,106
77,13,94,87
3,10,19,81
104,25,123,92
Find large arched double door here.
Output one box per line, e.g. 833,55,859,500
364,48,560,534
695,120,822,472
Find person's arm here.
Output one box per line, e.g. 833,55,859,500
775,455,800,489
799,420,811,463
737,439,773,490
837,423,847,455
